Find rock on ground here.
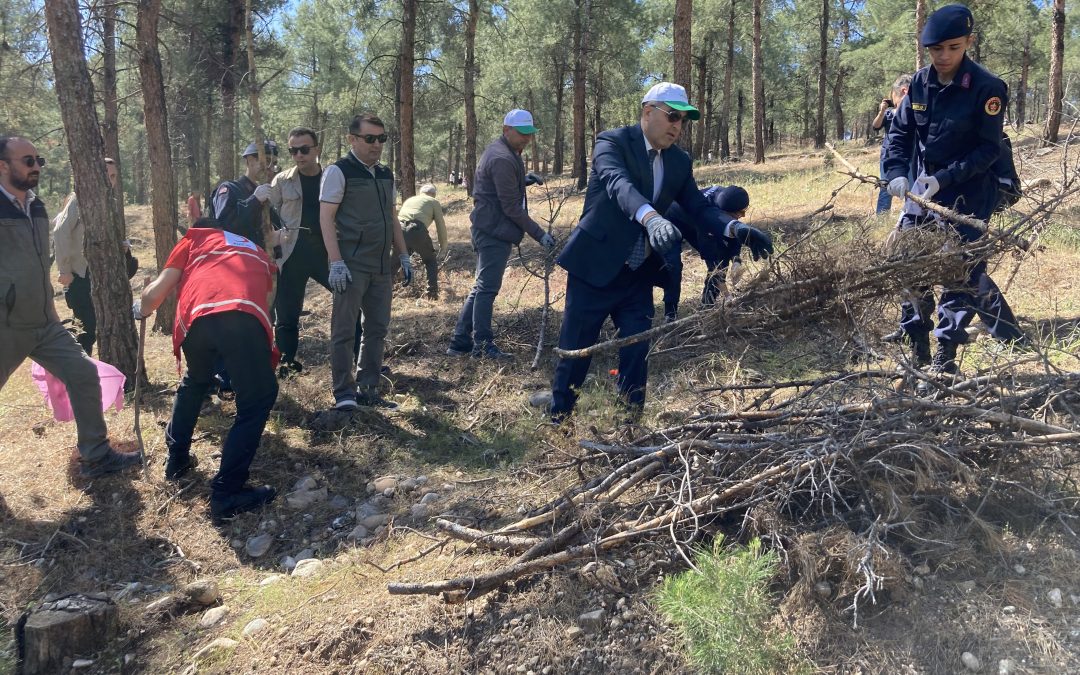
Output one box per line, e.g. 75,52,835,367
242,618,269,637
245,533,274,558
181,580,221,606
199,605,229,628
292,558,324,578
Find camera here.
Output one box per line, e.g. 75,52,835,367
882,97,894,108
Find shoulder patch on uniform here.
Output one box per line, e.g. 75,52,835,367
911,103,927,111
985,97,1002,116
961,73,972,89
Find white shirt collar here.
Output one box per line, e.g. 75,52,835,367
0,183,34,215
350,149,378,173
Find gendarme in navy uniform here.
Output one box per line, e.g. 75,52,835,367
213,140,281,248
882,3,1025,377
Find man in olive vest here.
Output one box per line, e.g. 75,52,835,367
320,113,412,411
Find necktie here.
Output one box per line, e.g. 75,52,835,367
627,149,658,270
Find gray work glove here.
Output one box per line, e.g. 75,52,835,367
731,221,774,261
328,260,352,293
399,254,413,286
540,232,556,249
132,300,149,320
525,171,544,186
642,213,681,254
253,184,272,202
887,177,910,199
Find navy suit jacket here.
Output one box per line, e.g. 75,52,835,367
557,124,724,288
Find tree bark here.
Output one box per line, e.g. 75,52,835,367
572,0,592,189
137,0,178,332
1044,0,1065,144
552,55,567,175
751,0,765,163
216,0,244,182
694,36,710,160
832,11,849,140
736,88,744,157
718,0,736,160
1015,36,1030,129
399,0,416,197
463,0,478,195
98,2,126,241
814,0,828,148
44,0,139,382
914,0,926,71
673,0,693,153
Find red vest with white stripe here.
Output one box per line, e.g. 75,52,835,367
171,228,277,363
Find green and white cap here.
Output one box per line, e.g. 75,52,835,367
642,82,700,121
504,109,538,134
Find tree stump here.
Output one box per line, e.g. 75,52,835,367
16,593,119,675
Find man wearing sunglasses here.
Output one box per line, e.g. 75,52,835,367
320,113,411,411
550,82,727,425
267,126,361,378
212,140,280,248
0,136,141,478
447,109,556,360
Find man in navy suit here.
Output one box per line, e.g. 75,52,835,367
550,82,726,423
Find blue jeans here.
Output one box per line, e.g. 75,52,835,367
451,228,513,348
875,160,892,214
166,312,278,495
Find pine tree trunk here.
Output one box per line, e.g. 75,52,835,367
719,0,736,160
99,3,126,239
399,0,417,198
914,0,926,71
572,0,592,189
673,0,693,153
1044,0,1065,144
814,0,828,148
137,0,178,332
1015,37,1030,129
44,0,139,382
464,0,478,195
553,56,566,175
832,14,849,140
736,88,744,157
217,0,243,182
694,37,710,160
751,0,766,163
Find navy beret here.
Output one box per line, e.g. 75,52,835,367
241,140,278,157
920,4,974,46
715,186,750,213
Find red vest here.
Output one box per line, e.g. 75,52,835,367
167,228,277,365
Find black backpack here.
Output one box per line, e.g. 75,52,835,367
992,134,1022,212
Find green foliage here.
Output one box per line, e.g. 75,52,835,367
654,536,798,675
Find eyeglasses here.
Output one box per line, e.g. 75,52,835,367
647,104,686,124
288,145,316,155
2,155,46,168
352,133,388,144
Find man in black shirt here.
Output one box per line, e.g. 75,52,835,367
269,127,361,375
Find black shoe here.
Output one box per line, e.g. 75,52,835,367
356,392,398,409
79,447,142,478
912,335,932,369
277,360,304,379
210,485,276,522
930,341,959,375
446,341,473,357
882,328,906,343
472,342,513,360
164,453,199,481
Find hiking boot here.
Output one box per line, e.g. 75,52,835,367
165,452,199,481
929,341,959,375
356,393,398,410
210,485,276,522
79,447,142,478
446,340,473,357
882,328,906,343
277,360,304,379
912,334,932,369
473,342,513,360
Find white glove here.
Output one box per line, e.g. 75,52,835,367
399,254,413,286
328,260,352,293
887,177,910,199
253,184,271,202
132,300,149,320
914,175,940,200
540,233,556,249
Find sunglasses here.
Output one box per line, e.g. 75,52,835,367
3,155,46,168
647,104,686,124
288,145,316,155
352,133,388,144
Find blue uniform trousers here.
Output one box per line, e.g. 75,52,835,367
551,263,656,418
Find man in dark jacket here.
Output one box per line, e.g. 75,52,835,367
447,110,556,360
0,136,140,478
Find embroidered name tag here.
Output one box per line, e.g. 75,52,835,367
224,231,258,250
911,103,927,111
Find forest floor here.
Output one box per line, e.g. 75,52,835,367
2,133,1079,674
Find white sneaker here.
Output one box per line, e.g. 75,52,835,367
334,397,358,411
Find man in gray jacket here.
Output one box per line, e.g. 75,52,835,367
0,136,140,478
447,110,555,359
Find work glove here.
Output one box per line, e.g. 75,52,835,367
132,300,149,320
328,260,352,293
399,254,413,286
540,233,556,249
253,184,271,202
525,171,544,186
887,176,910,199
914,175,941,200
732,221,774,261
642,213,681,254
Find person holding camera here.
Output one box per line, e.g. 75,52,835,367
872,74,912,214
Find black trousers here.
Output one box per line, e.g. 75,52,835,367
274,235,362,364
63,272,96,355
166,312,278,495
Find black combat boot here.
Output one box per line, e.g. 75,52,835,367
912,334,932,369
930,341,959,375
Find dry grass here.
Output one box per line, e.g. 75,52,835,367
2,143,1079,674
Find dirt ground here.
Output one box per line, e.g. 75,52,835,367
2,139,1078,674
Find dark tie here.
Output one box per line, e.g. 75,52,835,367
627,149,658,270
